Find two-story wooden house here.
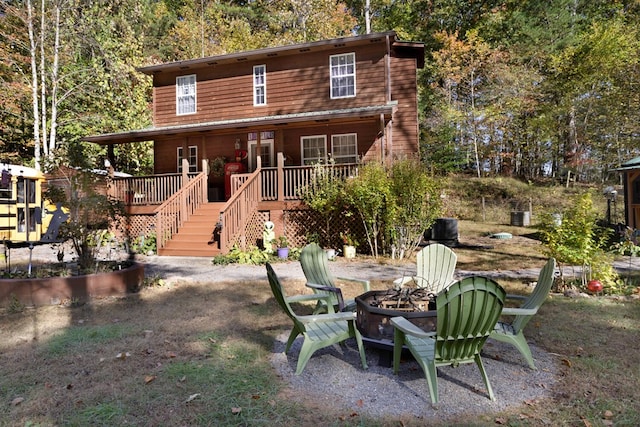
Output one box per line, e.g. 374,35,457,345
85,31,425,256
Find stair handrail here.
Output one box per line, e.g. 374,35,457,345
155,169,208,251
218,166,261,253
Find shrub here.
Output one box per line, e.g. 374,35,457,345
538,193,618,292
299,161,347,247
388,159,443,258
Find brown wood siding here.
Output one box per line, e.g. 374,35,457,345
277,121,381,162
151,42,389,127
154,137,181,174
390,56,419,158
153,120,382,173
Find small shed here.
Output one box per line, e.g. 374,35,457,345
615,157,640,229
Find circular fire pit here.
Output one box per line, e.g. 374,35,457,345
355,289,437,343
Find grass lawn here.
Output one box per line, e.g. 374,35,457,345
1,221,639,426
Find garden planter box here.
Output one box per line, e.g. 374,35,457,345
0,262,145,307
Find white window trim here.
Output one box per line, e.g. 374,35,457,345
331,133,358,163
253,65,267,106
301,135,328,165
177,146,184,172
176,74,197,115
330,52,356,99
188,145,198,172
177,145,198,172
248,140,274,170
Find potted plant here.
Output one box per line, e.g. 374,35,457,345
275,236,289,259
340,232,357,259
209,156,226,178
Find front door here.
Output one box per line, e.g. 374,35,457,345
248,131,274,171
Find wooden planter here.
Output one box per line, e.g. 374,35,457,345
0,262,145,307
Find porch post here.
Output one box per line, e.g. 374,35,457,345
181,158,189,215
277,152,285,202
379,113,386,163
202,159,208,202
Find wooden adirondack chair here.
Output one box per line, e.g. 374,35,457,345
266,263,368,375
391,276,506,405
394,243,457,294
300,243,370,313
490,257,556,369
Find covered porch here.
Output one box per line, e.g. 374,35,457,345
107,154,357,256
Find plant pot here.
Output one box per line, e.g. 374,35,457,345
343,245,356,259
0,262,145,307
277,247,289,259
325,248,336,260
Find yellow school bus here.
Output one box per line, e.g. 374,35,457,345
0,163,64,245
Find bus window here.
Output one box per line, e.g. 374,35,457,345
17,178,36,204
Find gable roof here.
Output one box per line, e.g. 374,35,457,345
137,31,424,75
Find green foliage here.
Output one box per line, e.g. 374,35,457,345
299,161,347,247
344,162,393,257
132,232,157,255
141,273,165,288
339,232,358,247
275,235,289,248
45,324,131,357
212,245,272,265
212,244,300,265
388,159,443,258
539,193,618,292
46,164,130,271
6,294,25,314
302,161,442,258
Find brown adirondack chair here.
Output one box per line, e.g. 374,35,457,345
391,276,506,405
266,263,368,375
490,257,556,369
300,242,370,313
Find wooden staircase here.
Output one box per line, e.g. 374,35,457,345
157,202,224,257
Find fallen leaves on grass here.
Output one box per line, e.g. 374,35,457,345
144,375,156,384
11,397,24,406
185,393,200,403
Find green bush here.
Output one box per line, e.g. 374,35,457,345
538,193,618,292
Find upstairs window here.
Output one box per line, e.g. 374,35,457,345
253,65,266,106
301,135,327,165
176,75,196,115
331,133,358,164
330,53,356,99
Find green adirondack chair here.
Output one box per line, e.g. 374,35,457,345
490,257,556,369
266,263,368,375
300,243,370,313
391,276,506,405
394,243,457,294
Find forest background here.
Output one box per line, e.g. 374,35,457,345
1,0,639,183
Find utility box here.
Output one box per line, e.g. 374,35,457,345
510,211,531,227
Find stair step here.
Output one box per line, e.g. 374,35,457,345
157,202,222,257
159,247,219,257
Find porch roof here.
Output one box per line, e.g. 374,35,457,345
83,103,398,145
614,156,640,171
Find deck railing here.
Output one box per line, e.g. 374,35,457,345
218,167,262,253
155,170,208,251
112,173,198,205
231,158,358,202
111,155,357,253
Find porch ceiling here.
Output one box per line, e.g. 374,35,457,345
83,103,398,145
